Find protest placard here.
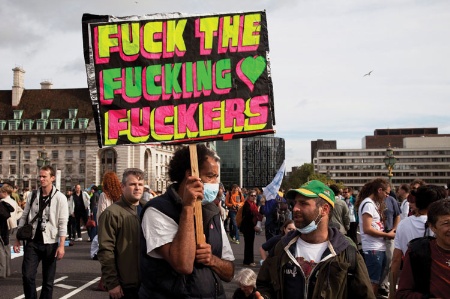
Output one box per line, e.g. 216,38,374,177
82,11,275,148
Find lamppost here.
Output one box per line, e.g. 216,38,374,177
17,137,22,192
37,150,50,167
383,145,397,184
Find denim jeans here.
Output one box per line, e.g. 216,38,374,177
22,241,58,299
228,210,239,241
363,250,386,285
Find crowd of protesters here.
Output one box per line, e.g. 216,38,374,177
1,147,450,299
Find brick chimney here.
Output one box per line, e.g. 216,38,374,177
40,80,53,89
12,67,25,107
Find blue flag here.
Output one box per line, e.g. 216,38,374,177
263,161,286,201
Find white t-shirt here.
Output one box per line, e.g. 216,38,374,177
295,237,328,263
394,214,433,255
358,198,386,251
399,199,409,221
142,206,235,261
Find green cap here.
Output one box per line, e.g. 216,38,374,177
285,180,335,208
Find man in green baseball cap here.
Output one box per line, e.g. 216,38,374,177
256,180,375,299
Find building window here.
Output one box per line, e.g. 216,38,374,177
38,137,45,145
0,138,2,145
9,121,19,130
0,165,2,173
80,150,86,159
50,120,61,130
10,165,16,175
23,121,31,130
156,154,159,163
65,120,74,130
69,109,78,119
52,137,59,144
80,136,86,144
41,109,50,119
52,150,59,159
66,137,73,144
0,151,2,159
24,164,30,174
78,118,88,129
11,138,17,145
24,137,30,145
13,112,23,121
100,149,117,178
10,151,17,160
65,150,73,159
0,121,6,130
66,164,73,173
80,164,85,174
24,151,30,160
37,120,47,130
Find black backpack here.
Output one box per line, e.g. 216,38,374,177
407,236,435,297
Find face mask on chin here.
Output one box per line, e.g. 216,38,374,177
297,209,322,234
202,183,219,205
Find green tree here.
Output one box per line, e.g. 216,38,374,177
282,163,314,190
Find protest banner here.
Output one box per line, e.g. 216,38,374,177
82,11,275,243
82,11,275,148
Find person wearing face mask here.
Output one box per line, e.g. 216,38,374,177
256,180,375,299
139,144,235,299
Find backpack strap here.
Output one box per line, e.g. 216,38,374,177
344,236,358,297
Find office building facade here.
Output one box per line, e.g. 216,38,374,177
216,135,285,189
314,136,450,190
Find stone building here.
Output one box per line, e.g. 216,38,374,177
0,67,174,193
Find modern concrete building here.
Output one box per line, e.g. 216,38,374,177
216,135,285,190
314,135,450,190
362,127,449,149
311,139,337,163
0,67,175,193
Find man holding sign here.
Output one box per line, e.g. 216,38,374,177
139,144,234,298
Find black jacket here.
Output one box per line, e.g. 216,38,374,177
139,185,226,299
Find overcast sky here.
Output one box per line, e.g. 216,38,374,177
1,0,449,170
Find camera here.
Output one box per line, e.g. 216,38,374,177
41,218,47,232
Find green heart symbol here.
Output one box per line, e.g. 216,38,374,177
237,56,266,91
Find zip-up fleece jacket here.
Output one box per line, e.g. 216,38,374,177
256,227,375,299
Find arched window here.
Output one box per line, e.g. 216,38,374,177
100,149,117,178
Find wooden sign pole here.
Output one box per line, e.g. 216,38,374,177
189,144,205,244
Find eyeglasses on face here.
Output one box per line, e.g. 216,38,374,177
249,194,257,197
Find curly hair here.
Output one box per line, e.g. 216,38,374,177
168,144,220,184
101,171,122,202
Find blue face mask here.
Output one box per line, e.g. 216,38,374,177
202,183,219,205
297,210,322,234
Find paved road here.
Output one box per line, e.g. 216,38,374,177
1,231,267,298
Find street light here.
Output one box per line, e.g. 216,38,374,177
383,144,397,184
37,150,50,168
17,137,22,192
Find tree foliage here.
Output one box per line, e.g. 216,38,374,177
282,163,344,192
281,163,314,191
